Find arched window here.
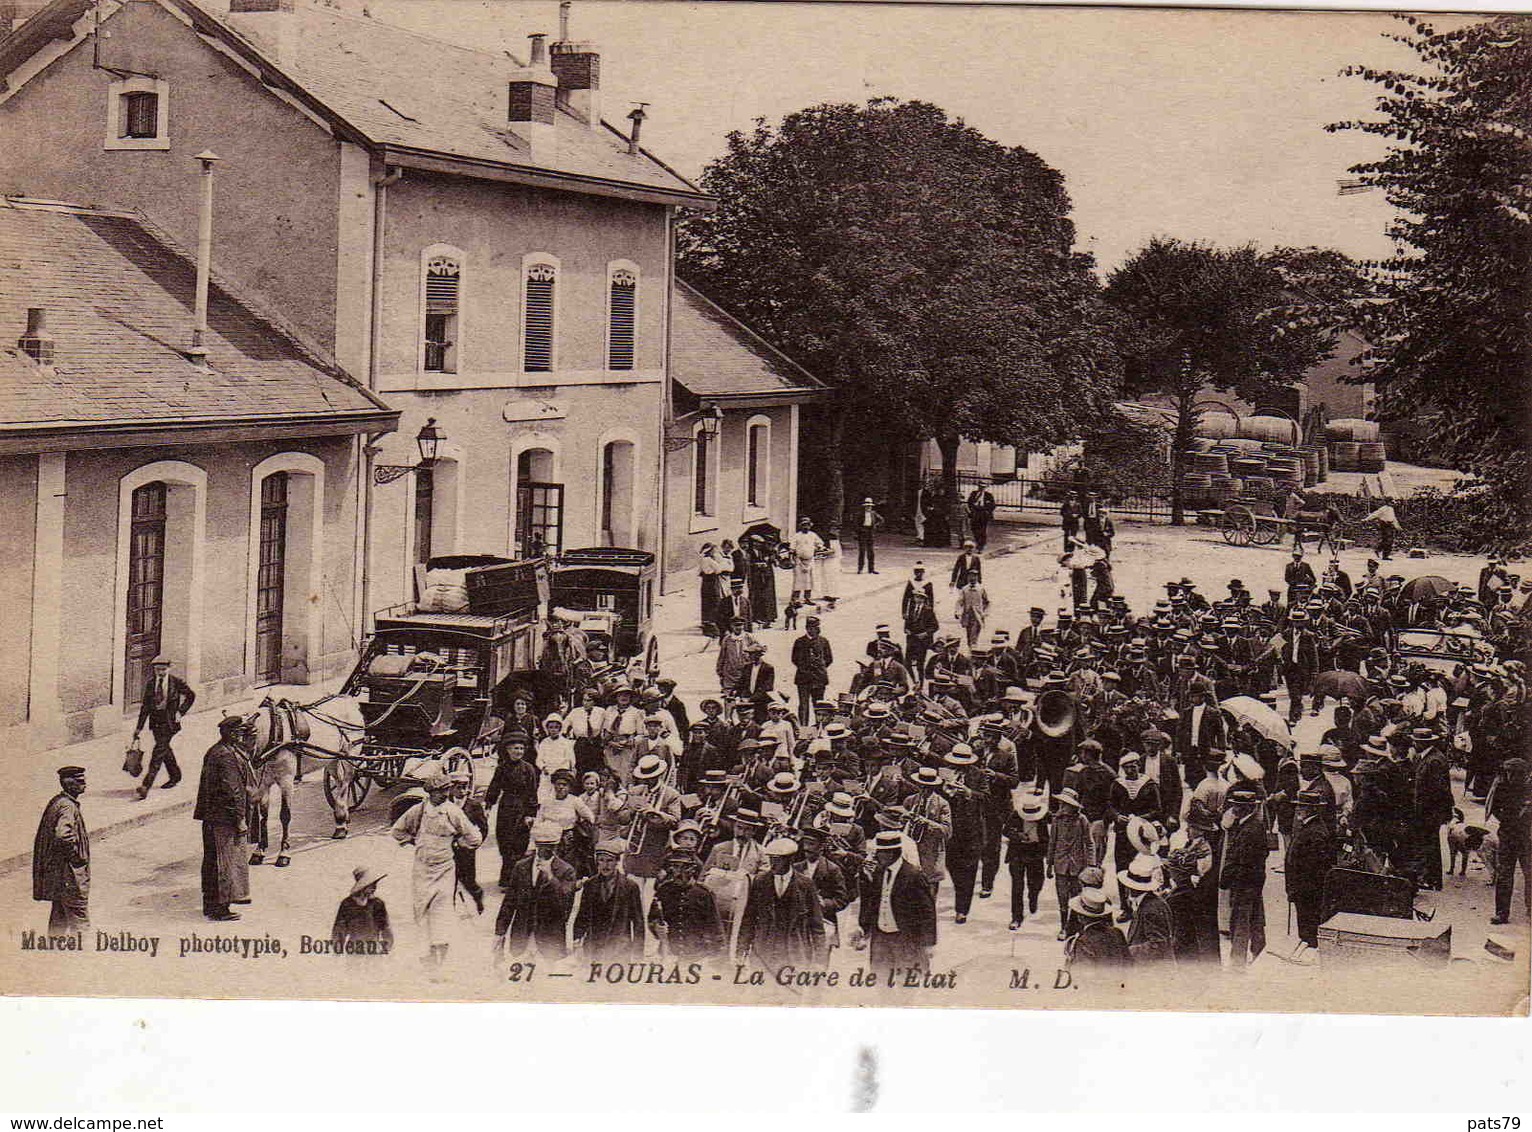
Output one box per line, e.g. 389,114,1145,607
607,262,638,371
745,414,771,510
420,246,463,374
692,420,717,518
522,255,559,373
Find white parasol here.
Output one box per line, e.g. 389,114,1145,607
1218,695,1294,750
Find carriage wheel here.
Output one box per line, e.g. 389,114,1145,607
1222,506,1255,547
644,635,660,678
323,759,371,811
1254,521,1281,547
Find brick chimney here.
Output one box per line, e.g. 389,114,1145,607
18,307,55,365
551,2,600,130
508,32,557,156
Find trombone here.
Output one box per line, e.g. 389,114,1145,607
624,756,679,856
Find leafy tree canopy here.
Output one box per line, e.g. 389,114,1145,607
1328,14,1532,535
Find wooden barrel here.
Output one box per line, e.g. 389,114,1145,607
1191,452,1229,475
1242,475,1274,500
1220,437,1266,453
1239,415,1299,445
1230,456,1268,478
1193,413,1240,440
1357,440,1388,472
1330,441,1360,472
1326,418,1380,442
1180,473,1212,506
1299,447,1321,486
1186,436,1217,454
1316,445,1330,481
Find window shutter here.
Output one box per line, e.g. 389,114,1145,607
524,262,556,372
608,268,636,370
425,257,460,312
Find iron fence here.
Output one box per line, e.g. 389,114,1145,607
953,473,1173,523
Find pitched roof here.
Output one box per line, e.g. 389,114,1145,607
211,2,703,198
0,198,395,435
0,0,707,205
671,282,826,403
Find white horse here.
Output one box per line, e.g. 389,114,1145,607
245,697,302,867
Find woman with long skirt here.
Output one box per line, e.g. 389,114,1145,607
698,544,725,637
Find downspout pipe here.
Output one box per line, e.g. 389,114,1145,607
357,164,403,642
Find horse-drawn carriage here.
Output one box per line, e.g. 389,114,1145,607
546,547,659,686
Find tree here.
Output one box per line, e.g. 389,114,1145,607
679,98,1120,542
1103,238,1341,524
1328,15,1532,540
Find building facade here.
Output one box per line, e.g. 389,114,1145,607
0,199,395,748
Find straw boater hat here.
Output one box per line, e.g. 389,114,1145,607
1118,853,1163,894
872,830,905,853
908,767,943,789
1320,746,1349,771
822,721,851,741
1230,753,1265,782
766,772,801,797
1126,815,1162,857
944,743,978,767
1068,887,1116,920
731,807,764,828
1017,789,1049,821
632,754,668,781
349,864,387,897
824,792,859,820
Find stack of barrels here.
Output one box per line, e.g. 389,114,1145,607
1326,419,1385,472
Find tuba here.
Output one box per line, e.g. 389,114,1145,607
1036,689,1077,738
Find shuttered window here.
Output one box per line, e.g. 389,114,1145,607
523,261,557,372
693,428,713,516
747,422,767,507
121,91,159,139
423,255,460,373
608,267,636,370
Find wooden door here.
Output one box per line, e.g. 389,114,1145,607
125,482,167,703
255,472,289,684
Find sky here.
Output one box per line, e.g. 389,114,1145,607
369,0,1427,273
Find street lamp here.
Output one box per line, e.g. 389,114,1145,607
664,403,722,452
374,418,445,485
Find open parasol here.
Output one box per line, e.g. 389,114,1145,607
1363,504,1399,526
1310,670,1370,702
1399,575,1455,603
1219,695,1294,750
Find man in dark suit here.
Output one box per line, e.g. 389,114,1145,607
965,485,997,551
1175,683,1227,786
736,837,825,971
1120,855,1175,965
1220,783,1269,969
950,540,983,590
133,655,195,797
652,678,689,738
856,830,938,971
1410,727,1454,891
496,822,577,958
796,828,850,963
733,641,776,723
574,838,646,960
1279,610,1321,725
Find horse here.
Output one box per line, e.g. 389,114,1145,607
244,696,304,867
540,620,593,707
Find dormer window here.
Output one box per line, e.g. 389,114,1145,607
105,77,169,151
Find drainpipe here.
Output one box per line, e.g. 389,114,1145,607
356,163,404,640
657,204,675,595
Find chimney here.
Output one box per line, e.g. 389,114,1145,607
550,3,601,129
626,103,647,156
226,0,299,64
18,307,54,365
188,151,220,362
507,32,557,156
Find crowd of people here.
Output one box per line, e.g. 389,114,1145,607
32,518,1532,985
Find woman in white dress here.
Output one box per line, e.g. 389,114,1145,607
391,766,482,973
816,528,844,610
535,714,577,805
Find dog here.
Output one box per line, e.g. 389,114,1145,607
782,598,800,631
1446,808,1494,877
